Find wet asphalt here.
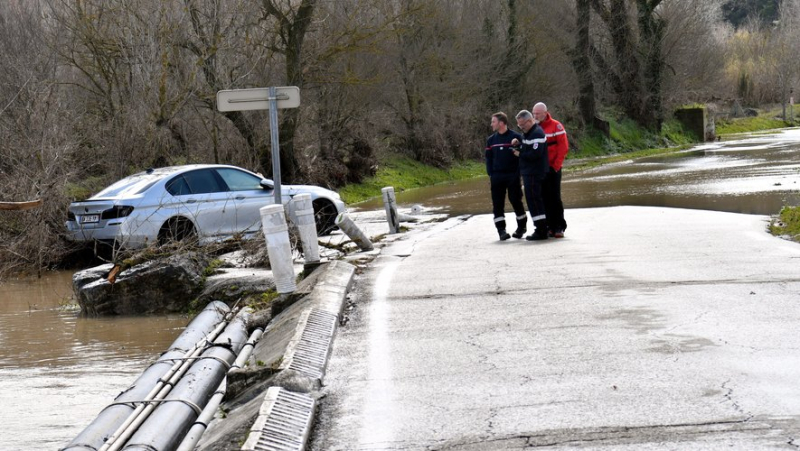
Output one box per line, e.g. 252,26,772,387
311,207,800,450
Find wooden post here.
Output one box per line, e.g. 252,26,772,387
0,200,43,211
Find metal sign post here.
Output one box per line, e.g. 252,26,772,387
217,87,300,205
268,87,282,203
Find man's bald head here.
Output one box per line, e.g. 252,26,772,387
532,102,548,122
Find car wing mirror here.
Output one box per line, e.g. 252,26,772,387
260,179,274,190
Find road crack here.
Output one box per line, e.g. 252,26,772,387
721,379,753,421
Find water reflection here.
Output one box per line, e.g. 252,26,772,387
356,128,800,216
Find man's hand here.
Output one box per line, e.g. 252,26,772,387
511,138,519,146
513,150,520,157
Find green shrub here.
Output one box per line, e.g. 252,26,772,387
770,206,800,242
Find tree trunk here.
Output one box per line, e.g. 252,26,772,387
637,0,665,131
590,0,664,131
572,0,598,129
258,0,317,183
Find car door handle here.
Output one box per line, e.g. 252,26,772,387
235,196,245,200
186,199,198,204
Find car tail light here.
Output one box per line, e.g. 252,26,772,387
67,210,76,221
101,206,135,220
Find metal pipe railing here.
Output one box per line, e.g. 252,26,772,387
121,309,252,450
173,378,227,451
62,301,231,451
99,316,233,451
174,326,264,451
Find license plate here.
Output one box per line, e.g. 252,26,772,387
81,215,100,224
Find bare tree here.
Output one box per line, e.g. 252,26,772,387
0,1,81,277
659,0,729,105
773,2,800,120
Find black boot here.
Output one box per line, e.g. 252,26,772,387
512,218,527,239
526,219,548,241
498,229,511,241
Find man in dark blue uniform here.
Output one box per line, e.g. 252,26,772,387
512,110,549,241
485,112,527,240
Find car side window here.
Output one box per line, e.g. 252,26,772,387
216,168,263,191
166,175,191,196
182,169,225,194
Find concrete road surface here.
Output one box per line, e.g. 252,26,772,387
311,207,800,450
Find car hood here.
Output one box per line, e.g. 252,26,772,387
285,185,340,198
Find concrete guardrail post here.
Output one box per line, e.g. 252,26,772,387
260,204,297,293
382,186,399,234
290,193,321,265
334,213,374,251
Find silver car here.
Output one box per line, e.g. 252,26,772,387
65,164,346,249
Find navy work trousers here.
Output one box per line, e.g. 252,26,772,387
490,173,526,232
543,167,567,233
522,174,547,233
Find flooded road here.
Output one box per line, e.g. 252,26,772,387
1,128,799,449
0,272,187,449
357,128,800,216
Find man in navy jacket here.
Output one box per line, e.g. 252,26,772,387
512,110,549,241
485,112,527,240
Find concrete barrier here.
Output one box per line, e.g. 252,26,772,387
260,204,297,294
334,213,374,251
382,186,399,234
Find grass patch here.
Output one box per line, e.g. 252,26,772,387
568,117,695,170
716,115,791,135
338,157,485,204
247,289,280,311
202,259,225,278
770,206,800,242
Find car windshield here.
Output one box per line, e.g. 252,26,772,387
93,172,166,198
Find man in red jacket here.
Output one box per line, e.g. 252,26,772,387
533,102,568,238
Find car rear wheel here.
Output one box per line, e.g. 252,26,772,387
158,217,197,246
313,199,339,236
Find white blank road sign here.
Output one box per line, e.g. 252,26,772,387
216,87,300,112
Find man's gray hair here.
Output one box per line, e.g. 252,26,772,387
533,102,547,112
516,110,533,121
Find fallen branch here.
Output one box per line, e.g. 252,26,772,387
0,200,43,211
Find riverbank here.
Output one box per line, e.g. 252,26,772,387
339,112,800,206
339,117,698,204
338,157,485,205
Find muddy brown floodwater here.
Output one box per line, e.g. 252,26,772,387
0,271,188,449
1,128,799,449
